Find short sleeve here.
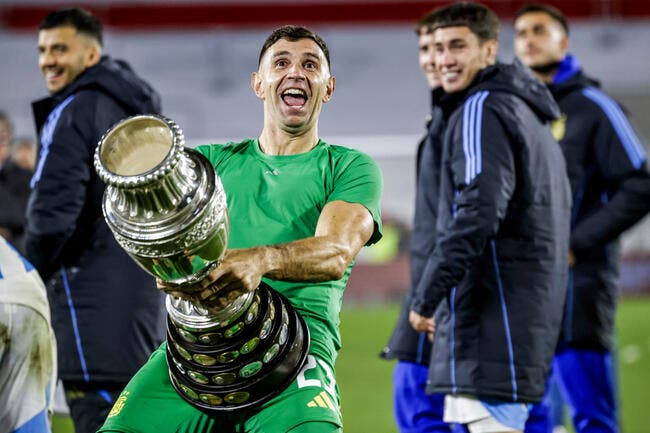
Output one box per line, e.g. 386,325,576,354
328,150,383,245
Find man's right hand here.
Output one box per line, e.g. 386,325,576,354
156,247,267,312
568,249,576,267
409,310,436,341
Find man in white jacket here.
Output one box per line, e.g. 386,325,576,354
0,235,57,433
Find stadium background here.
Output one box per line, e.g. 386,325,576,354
1,1,648,431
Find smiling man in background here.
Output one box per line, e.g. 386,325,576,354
26,8,166,433
409,3,571,432
514,5,650,433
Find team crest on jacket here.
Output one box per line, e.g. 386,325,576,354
107,391,129,417
550,113,567,141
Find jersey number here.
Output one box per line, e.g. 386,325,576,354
296,355,337,400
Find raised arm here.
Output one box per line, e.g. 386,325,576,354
162,200,375,310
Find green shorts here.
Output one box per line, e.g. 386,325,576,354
99,343,342,433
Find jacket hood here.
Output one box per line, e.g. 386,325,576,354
469,59,560,122
547,54,600,99
53,56,161,114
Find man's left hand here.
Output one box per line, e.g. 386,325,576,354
409,310,436,341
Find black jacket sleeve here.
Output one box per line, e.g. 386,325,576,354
0,162,33,229
25,97,95,280
411,99,516,317
570,98,650,252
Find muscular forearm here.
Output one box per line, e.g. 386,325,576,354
158,200,375,310
160,237,358,311
255,235,355,283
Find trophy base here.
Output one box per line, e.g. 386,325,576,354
166,282,310,413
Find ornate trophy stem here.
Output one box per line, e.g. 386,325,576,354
95,115,309,412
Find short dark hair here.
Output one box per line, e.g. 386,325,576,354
415,9,439,35
258,25,331,69
515,4,569,35
420,2,500,43
39,7,103,46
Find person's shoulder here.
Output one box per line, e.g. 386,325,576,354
56,88,114,119
320,141,378,166
449,89,497,122
40,91,104,140
319,141,382,182
577,86,623,114
195,139,254,161
54,90,130,145
451,90,536,142
481,90,524,117
320,140,370,158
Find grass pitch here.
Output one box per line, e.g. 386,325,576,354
53,297,650,433
337,297,650,433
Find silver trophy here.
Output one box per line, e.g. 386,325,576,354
94,114,309,412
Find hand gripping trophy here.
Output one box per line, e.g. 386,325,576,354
94,114,309,412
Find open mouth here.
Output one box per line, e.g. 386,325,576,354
281,88,308,108
44,68,63,84
442,70,461,82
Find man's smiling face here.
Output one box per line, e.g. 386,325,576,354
434,26,497,94
252,38,335,133
38,25,100,94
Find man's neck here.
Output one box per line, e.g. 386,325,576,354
530,61,562,84
258,127,319,156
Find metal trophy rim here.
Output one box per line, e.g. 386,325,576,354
94,114,183,189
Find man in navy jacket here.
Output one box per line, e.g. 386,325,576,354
409,3,571,432
381,10,455,433
515,5,650,433
26,8,166,433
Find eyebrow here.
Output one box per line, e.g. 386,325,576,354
271,51,321,61
303,52,321,61
435,38,466,45
38,42,67,50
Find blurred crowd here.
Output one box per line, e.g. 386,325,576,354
0,111,36,254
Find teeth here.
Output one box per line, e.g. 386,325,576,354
282,88,306,97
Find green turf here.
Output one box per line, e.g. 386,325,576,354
336,298,650,433
337,303,400,433
51,298,650,433
615,297,650,433
52,414,74,433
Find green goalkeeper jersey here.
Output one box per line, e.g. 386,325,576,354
196,139,383,367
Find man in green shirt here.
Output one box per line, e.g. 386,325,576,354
99,25,383,433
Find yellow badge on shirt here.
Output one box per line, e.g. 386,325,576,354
550,113,567,141
107,391,129,418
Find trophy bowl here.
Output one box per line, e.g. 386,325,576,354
94,114,309,412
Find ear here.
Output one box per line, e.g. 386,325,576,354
484,39,499,65
560,34,569,55
322,76,336,103
85,42,102,67
251,71,265,100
